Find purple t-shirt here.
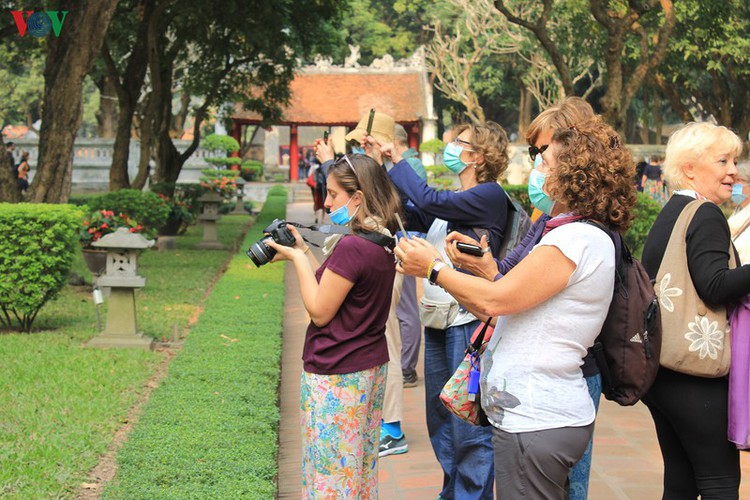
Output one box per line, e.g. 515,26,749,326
302,234,395,375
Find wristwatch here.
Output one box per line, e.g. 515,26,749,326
429,261,447,286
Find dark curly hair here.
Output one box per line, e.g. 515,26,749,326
454,121,509,183
547,117,637,232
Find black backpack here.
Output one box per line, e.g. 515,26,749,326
497,197,532,260
585,222,661,406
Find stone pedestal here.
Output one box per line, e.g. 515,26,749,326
87,288,153,349
86,228,155,350
196,191,226,249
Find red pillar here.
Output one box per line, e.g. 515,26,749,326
409,123,420,150
230,121,242,170
290,124,299,181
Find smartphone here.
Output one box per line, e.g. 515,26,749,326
456,242,484,257
323,130,329,142
366,108,375,136
394,213,410,239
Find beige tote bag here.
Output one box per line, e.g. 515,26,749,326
655,200,736,377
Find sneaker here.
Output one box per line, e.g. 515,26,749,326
379,433,408,457
403,370,418,388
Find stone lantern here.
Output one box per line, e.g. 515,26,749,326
195,191,225,249
232,176,249,214
87,227,155,350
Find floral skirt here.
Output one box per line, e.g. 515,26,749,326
300,364,387,500
644,178,668,206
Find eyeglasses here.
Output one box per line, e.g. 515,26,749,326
452,137,474,152
528,144,548,161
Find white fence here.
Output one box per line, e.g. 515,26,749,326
9,138,216,191
8,137,666,190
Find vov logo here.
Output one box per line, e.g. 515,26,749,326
10,10,68,37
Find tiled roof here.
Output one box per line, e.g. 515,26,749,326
233,70,426,125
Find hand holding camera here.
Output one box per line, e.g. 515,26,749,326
247,219,307,267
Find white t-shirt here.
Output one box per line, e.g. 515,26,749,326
423,218,476,327
480,222,615,433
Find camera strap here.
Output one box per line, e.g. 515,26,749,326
289,222,395,252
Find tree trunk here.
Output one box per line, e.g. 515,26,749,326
95,74,118,138
654,99,663,145
29,0,120,203
517,86,532,142
107,1,153,191
0,136,22,203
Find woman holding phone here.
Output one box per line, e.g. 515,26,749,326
371,122,510,500
266,154,401,498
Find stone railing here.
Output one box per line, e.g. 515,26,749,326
8,137,666,192
9,138,216,190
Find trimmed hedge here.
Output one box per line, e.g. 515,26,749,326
0,203,82,331
85,189,170,236
104,191,288,499
625,193,662,258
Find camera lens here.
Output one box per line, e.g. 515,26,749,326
246,236,277,267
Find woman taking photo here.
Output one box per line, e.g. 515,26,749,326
372,121,509,500
641,122,749,498
266,154,401,498
395,117,637,499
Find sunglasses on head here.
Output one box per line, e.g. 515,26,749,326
528,144,549,161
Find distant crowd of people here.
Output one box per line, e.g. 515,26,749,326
265,100,749,499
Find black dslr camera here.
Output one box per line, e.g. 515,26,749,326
247,219,297,267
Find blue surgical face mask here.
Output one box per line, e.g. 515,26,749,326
443,141,473,174
533,154,543,169
351,146,366,155
329,198,359,225
528,168,555,215
732,183,747,205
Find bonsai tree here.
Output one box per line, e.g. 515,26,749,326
203,133,243,171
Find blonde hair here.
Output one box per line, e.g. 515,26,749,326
526,97,595,146
454,121,509,183
663,122,744,190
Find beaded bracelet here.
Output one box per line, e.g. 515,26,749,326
426,257,442,279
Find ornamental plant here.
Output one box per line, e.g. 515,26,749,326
0,203,82,332
85,189,170,235
199,169,239,199
80,210,147,248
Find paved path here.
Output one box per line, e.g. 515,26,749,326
278,198,750,499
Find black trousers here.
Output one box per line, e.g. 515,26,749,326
644,367,740,499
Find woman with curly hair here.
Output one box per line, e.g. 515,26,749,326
369,121,510,500
395,116,637,499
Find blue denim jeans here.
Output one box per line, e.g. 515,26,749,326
568,373,602,500
425,322,494,500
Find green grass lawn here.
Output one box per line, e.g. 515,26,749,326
103,192,287,499
0,215,253,499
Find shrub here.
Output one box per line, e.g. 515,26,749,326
241,160,263,181
201,133,240,154
419,138,445,154
200,169,239,198
80,209,148,247
267,185,288,197
501,184,533,215
0,203,82,332
625,193,662,258
86,189,170,236
151,183,203,236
